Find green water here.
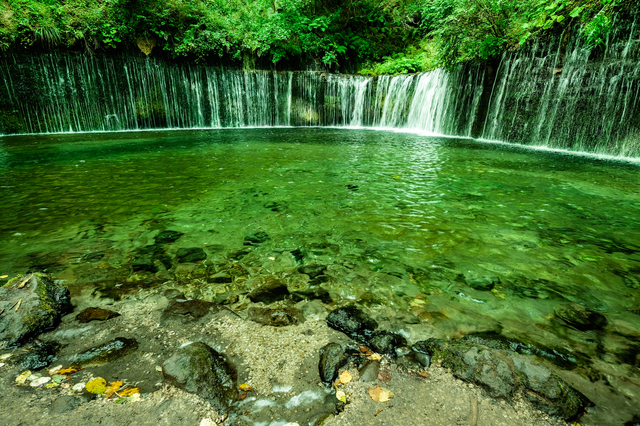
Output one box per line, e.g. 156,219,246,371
1,128,640,369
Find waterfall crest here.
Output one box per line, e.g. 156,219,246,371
1,15,638,157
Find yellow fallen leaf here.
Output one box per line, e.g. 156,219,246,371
339,371,352,384
239,383,254,392
58,366,81,375
0,275,8,279
119,388,141,397
367,353,382,361
369,385,394,403
86,377,107,394
336,390,347,403
104,381,123,398
16,371,32,384
48,365,63,375
410,298,427,308
45,382,59,389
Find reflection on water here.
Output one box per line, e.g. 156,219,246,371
1,128,640,402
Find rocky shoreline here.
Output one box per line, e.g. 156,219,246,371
0,272,617,426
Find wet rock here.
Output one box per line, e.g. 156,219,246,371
164,289,185,300
131,244,171,272
248,307,304,327
209,273,233,284
50,396,81,415
0,273,71,348
359,360,380,382
162,342,237,413
413,351,431,368
243,231,270,246
73,337,138,367
319,343,348,384
464,332,579,370
367,331,407,355
555,303,607,331
161,298,216,325
291,288,333,304
465,276,499,291
298,264,328,278
75,307,120,323
247,279,290,304
214,291,241,305
326,305,378,342
412,338,589,419
154,230,184,244
20,341,61,370
176,247,207,263
227,248,252,261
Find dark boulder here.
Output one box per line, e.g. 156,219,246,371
176,247,207,263
76,307,120,323
319,343,349,384
20,341,61,370
326,305,378,342
247,279,290,304
248,307,304,327
162,342,237,413
367,331,407,355
465,276,499,291
0,273,71,348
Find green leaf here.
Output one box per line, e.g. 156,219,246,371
569,6,583,18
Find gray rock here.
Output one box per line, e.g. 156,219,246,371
319,343,348,384
359,360,380,382
413,351,431,368
412,338,589,420
326,305,378,342
0,273,71,348
176,247,207,263
20,341,61,370
247,279,290,304
162,342,237,413
49,396,81,414
243,231,270,246
73,337,138,367
248,307,304,327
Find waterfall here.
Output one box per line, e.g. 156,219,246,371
1,12,639,158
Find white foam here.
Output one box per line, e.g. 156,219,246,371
284,390,323,409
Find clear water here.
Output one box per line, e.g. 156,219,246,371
1,128,640,373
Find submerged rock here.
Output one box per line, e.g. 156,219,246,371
291,288,333,304
247,279,290,304
319,343,349,384
176,247,207,263
326,305,378,342
412,338,589,419
131,244,172,272
358,360,380,382
248,307,304,327
73,337,138,367
465,276,499,291
555,303,607,331
160,298,216,325
162,342,237,413
243,231,270,246
0,273,71,348
75,307,120,323
299,264,328,278
154,230,184,244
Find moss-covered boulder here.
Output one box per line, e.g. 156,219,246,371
162,342,237,413
0,273,71,349
412,338,589,420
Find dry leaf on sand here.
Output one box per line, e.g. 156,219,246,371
369,385,394,403
339,370,352,384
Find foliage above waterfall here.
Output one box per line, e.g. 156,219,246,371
0,0,636,72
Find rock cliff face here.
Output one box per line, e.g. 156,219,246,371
0,6,638,157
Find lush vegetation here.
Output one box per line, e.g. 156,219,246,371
0,0,636,73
